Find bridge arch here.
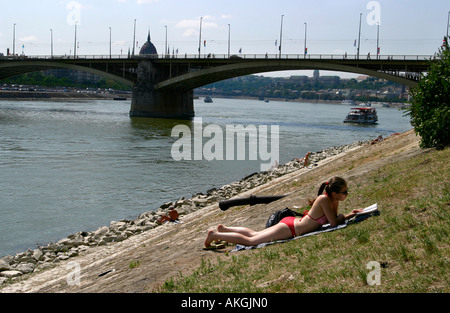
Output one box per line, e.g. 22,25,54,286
0,60,134,87
154,59,421,91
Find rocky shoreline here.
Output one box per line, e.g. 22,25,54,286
0,139,371,283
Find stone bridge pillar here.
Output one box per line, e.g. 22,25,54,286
130,61,195,119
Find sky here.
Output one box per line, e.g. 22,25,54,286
1,0,449,78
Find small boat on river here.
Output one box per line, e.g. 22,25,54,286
204,96,213,103
343,107,378,124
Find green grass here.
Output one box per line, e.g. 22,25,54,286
129,260,141,269
158,147,450,293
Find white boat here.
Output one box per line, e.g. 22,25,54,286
204,96,213,103
343,107,378,124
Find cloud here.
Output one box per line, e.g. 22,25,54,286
117,0,158,3
176,19,200,29
182,29,198,37
176,16,219,37
137,0,158,4
19,36,38,42
114,40,128,46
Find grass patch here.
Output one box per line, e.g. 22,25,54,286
158,147,450,293
129,260,141,269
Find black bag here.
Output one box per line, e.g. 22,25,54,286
265,208,303,228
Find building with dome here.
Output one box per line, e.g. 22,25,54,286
139,31,158,56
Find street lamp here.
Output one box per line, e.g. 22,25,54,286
447,11,450,39
198,17,203,58
109,27,112,58
376,22,380,59
357,13,362,59
132,19,136,56
50,29,53,58
228,24,231,58
165,25,168,58
74,22,77,58
13,23,16,56
279,15,284,58
304,22,307,58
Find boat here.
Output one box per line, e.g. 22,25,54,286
342,99,356,106
204,96,213,103
343,107,378,124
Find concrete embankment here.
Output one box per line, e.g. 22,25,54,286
0,130,421,292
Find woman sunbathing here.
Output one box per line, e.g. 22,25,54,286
204,177,363,248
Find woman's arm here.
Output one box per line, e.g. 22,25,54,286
344,209,364,220
319,197,342,227
323,203,361,226
333,209,362,226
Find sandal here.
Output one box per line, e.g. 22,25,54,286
203,242,227,250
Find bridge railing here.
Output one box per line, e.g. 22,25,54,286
164,53,433,61
1,53,435,61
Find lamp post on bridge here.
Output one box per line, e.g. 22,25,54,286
279,15,284,59
228,24,231,58
165,25,168,58
74,22,77,58
109,27,112,59
13,23,16,56
357,13,362,60
132,19,136,56
447,11,449,39
304,22,307,59
50,29,53,59
376,22,380,60
198,17,203,58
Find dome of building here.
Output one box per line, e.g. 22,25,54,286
139,31,158,55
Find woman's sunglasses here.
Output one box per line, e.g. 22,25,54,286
338,190,349,195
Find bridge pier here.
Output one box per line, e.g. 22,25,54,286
130,61,195,119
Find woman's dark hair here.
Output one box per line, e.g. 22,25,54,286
317,177,347,196
308,177,347,206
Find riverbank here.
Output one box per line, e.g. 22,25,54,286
2,129,444,293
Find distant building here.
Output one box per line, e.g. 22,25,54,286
313,70,320,79
317,76,340,86
356,75,369,82
139,31,158,55
289,76,309,85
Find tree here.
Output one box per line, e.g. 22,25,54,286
406,39,450,149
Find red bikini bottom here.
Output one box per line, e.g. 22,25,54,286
279,216,297,237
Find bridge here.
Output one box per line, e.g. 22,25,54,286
0,53,432,118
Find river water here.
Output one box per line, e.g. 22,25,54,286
0,98,412,257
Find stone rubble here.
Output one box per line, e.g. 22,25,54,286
0,140,369,283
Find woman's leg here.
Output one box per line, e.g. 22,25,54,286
217,224,258,237
205,223,292,247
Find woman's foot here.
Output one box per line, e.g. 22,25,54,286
204,229,216,248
